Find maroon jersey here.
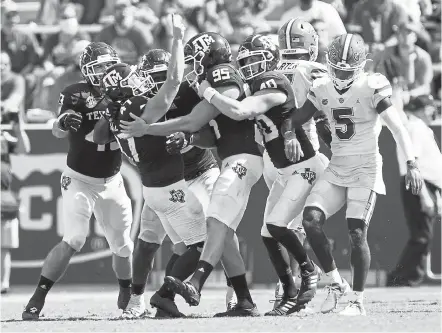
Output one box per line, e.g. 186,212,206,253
167,82,218,181
112,96,184,187
59,82,122,178
249,71,315,169
206,63,261,160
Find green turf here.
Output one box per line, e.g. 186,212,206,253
1,285,441,332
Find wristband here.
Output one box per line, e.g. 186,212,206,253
203,87,217,103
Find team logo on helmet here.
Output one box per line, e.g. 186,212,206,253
191,34,216,53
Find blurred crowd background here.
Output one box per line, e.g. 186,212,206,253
0,0,441,126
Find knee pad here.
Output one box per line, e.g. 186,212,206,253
172,242,187,255
62,234,86,252
112,238,134,258
187,241,205,252
302,206,325,230
261,223,272,238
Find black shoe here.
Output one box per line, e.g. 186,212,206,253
164,276,200,306
297,261,320,306
155,308,174,319
1,288,9,295
118,286,131,310
265,296,304,316
214,301,260,317
150,291,185,318
22,298,44,321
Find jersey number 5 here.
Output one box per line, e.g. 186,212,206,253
212,68,230,82
332,107,355,140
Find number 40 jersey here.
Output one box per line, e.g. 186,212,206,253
307,72,393,157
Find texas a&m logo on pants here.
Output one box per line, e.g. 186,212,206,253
169,189,185,203
232,163,247,180
61,176,71,191
301,168,316,185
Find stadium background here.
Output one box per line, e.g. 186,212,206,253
2,0,441,288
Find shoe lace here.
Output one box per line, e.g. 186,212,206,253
323,284,341,295
227,298,237,310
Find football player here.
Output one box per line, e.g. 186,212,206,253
296,33,423,315
121,32,263,317
196,33,325,315
264,18,332,309
22,42,134,321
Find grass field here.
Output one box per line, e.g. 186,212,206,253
1,285,441,332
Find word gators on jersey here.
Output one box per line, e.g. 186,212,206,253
113,95,184,187
206,63,261,160
58,82,121,178
308,72,393,157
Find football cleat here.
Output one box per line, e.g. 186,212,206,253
339,300,367,316
321,278,350,313
269,281,284,309
121,294,148,319
163,276,200,306
265,296,304,316
214,301,260,317
155,308,174,319
118,286,131,310
226,286,237,311
150,291,185,318
297,261,321,306
22,299,44,321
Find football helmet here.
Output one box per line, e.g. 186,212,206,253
184,32,232,86
80,42,121,87
101,63,155,101
138,49,171,95
326,34,367,90
278,18,318,62
237,34,280,81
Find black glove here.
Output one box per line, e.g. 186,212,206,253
59,112,83,132
165,132,191,155
104,101,121,122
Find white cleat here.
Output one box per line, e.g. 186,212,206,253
339,301,367,316
226,286,237,311
321,278,350,313
121,294,147,319
270,281,284,309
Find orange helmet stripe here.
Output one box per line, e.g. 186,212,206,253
341,34,353,63
285,18,297,49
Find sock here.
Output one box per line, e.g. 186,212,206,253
165,253,180,277
132,240,160,295
31,275,54,301
118,279,131,288
229,274,253,305
169,245,202,281
267,225,314,273
224,271,232,288
132,283,145,295
353,291,364,303
189,260,213,292
326,268,343,284
279,273,298,298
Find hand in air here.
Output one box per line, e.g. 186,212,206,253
197,80,212,98
284,135,304,163
166,132,189,155
405,161,423,195
171,13,186,40
119,113,148,138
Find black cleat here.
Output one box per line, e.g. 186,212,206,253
118,286,131,310
150,291,185,318
164,276,200,306
265,296,304,316
297,261,321,306
214,301,260,317
22,299,44,321
1,288,9,295
155,308,174,319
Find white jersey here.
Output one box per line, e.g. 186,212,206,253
308,72,392,157
275,60,328,152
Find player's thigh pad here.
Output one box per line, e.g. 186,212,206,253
138,202,167,245
1,218,19,249
263,149,278,190
304,178,346,219
60,172,96,251
187,167,220,215
207,154,263,231
346,187,377,225
144,180,206,246
266,154,327,227
94,173,133,257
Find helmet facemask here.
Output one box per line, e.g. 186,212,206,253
139,64,168,95
326,55,365,90
81,54,120,86
121,69,155,96
237,49,274,81
184,51,205,87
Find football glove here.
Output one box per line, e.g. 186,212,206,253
103,101,121,122
166,132,191,155
59,112,82,132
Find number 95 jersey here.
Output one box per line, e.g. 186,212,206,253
308,72,392,157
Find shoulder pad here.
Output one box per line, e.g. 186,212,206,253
367,73,391,90
206,64,244,90
250,71,291,95
120,96,148,121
